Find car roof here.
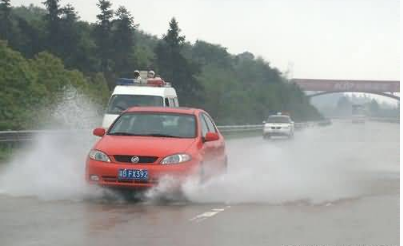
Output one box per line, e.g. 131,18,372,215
268,115,291,119
124,107,200,115
112,85,177,97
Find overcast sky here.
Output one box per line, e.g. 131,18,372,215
13,0,399,81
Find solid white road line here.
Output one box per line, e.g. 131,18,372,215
189,206,231,223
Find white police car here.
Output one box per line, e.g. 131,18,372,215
102,76,179,128
263,114,294,139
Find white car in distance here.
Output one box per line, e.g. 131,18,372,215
263,114,294,139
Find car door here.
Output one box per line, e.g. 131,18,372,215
198,113,216,176
201,113,226,172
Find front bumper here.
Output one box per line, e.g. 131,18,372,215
85,158,199,189
263,127,292,136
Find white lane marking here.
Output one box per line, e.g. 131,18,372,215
190,206,231,223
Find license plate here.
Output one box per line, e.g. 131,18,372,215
118,169,148,180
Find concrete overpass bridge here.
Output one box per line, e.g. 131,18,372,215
292,79,400,101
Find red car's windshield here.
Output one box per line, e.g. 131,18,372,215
108,112,197,138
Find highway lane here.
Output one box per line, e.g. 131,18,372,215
0,121,399,246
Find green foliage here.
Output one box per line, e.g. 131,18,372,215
192,40,232,68
94,0,114,75
0,41,109,130
43,0,62,54
133,45,155,69
0,0,12,40
197,64,321,124
111,6,137,77
12,4,46,22
0,3,322,130
0,145,13,163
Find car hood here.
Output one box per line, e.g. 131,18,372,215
95,135,196,157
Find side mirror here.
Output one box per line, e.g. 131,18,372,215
204,132,219,142
93,127,106,137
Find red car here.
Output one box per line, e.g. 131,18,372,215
86,107,227,189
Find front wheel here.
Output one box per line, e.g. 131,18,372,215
222,157,228,174
197,162,206,184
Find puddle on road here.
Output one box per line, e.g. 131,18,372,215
0,95,399,208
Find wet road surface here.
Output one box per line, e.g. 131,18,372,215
0,121,399,246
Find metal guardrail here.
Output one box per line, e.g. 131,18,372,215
369,117,400,123
217,124,264,133
1,117,398,143
0,130,36,143
217,122,315,133
0,122,324,143
0,129,90,143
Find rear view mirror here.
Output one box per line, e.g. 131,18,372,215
204,132,219,142
93,127,106,137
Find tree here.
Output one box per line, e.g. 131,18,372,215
163,18,185,52
155,18,201,105
9,5,47,57
1,3,323,125
0,41,109,130
336,95,352,117
0,0,12,40
42,0,61,54
192,40,231,68
337,96,351,109
369,99,380,116
60,4,78,23
58,4,79,67
94,0,114,75
112,6,137,76
13,16,45,57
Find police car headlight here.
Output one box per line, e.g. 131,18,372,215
89,150,111,162
161,154,191,165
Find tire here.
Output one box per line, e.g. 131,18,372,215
223,157,228,174
198,162,206,184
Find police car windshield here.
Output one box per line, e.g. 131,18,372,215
106,95,164,114
267,116,291,123
108,113,197,138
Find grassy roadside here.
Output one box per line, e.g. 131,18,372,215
0,146,13,164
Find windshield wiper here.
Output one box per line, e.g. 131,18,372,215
108,132,138,136
109,132,184,138
146,133,183,138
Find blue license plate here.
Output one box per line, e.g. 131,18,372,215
118,169,148,180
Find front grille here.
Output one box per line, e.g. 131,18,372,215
271,127,281,129
102,176,117,182
114,155,158,163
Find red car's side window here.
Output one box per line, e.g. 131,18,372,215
199,114,209,138
202,113,217,133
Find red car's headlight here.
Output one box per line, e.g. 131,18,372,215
161,154,191,165
89,150,111,163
